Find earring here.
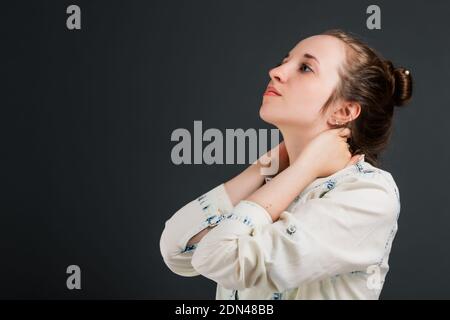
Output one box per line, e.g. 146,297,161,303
335,119,340,125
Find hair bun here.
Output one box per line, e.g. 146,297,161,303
392,67,413,107
384,60,413,107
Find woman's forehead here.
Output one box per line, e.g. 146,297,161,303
290,35,347,69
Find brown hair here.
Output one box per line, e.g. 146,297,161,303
318,29,413,167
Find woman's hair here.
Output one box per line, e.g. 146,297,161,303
318,29,413,167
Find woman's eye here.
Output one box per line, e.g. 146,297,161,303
299,63,313,73
274,61,313,73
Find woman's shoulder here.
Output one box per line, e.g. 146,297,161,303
299,158,400,210
351,160,400,202
326,159,401,217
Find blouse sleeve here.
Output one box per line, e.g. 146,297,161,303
159,183,235,277
190,172,400,292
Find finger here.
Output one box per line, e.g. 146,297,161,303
339,134,352,144
337,127,351,137
345,154,363,167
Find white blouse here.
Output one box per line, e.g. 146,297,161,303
159,157,400,300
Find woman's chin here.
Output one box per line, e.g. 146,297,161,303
259,106,279,126
259,107,271,124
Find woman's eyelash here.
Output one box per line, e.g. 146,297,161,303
274,61,313,73
299,63,313,73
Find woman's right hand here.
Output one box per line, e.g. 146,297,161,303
295,127,362,179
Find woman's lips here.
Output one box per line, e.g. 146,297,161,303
263,86,282,96
263,91,281,96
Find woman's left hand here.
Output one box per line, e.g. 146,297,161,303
258,141,290,176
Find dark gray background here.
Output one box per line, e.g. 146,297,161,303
1,0,448,299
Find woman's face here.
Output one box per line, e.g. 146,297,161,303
259,35,347,132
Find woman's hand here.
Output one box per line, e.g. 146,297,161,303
258,141,290,176
296,127,363,179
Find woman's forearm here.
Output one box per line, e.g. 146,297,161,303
246,158,317,221
187,159,315,246
187,147,288,246
186,163,266,247
187,163,266,247
224,142,290,206
223,162,267,206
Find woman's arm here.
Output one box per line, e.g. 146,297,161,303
223,162,267,206
246,157,317,221
248,127,357,221
160,183,234,277
185,162,267,247
160,143,288,275
186,143,289,247
187,127,359,257
225,141,290,206
191,169,399,292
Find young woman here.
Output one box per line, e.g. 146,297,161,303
160,29,413,300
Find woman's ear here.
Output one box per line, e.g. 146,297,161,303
329,101,361,126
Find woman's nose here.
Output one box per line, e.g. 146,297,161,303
269,65,286,83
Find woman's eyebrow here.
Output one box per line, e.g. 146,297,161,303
303,53,320,65
283,52,320,65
